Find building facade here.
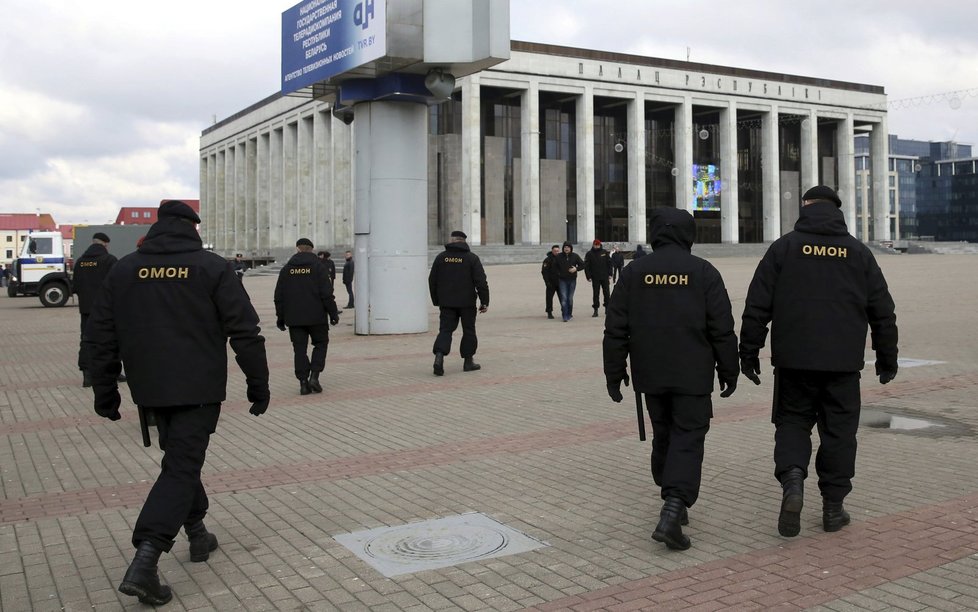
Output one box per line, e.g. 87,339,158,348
199,41,891,257
0,214,59,264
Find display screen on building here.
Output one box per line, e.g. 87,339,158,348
281,0,387,94
692,164,721,211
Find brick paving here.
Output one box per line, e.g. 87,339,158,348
1,253,977,611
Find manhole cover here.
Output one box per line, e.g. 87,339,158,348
334,512,548,577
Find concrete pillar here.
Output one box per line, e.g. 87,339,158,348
576,84,595,244
800,109,819,192
298,117,315,244
257,133,270,255
202,155,216,248
761,105,781,241
218,149,230,251
675,97,694,213
836,114,857,230
235,142,246,254
246,138,257,255
627,92,646,244
314,110,331,249
870,118,890,241
270,128,284,249
520,79,541,245
461,75,482,244
331,116,353,249
719,102,739,243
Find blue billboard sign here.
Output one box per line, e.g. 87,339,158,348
282,0,387,94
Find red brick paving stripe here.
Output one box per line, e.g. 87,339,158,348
529,493,978,611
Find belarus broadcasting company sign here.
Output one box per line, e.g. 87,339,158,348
281,0,387,94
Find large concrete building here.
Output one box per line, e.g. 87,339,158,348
199,41,891,258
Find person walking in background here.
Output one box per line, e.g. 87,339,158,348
611,246,625,283
276,239,339,395
86,200,270,606
633,244,647,260
554,241,585,322
739,185,899,539
341,250,354,309
318,251,337,285
73,232,117,387
604,208,739,551
541,244,560,319
584,239,613,317
232,253,248,280
429,230,489,375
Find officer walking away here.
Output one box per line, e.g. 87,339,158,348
86,200,270,606
604,208,739,551
541,244,560,319
584,239,613,317
633,244,647,259
276,239,340,395
342,250,355,309
232,253,248,280
318,250,337,285
739,185,898,539
554,241,585,322
73,232,117,387
611,246,625,283
429,230,489,375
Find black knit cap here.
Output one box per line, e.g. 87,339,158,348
158,200,201,223
802,186,842,207
92,232,110,243
296,238,314,248
450,230,467,239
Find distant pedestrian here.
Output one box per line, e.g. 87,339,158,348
341,250,354,309
232,253,248,280
318,251,337,285
429,230,489,375
611,246,625,282
740,186,899,538
73,232,117,387
584,239,613,317
554,241,585,322
633,244,647,260
604,208,739,551
541,244,560,319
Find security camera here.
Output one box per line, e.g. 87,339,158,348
424,69,456,99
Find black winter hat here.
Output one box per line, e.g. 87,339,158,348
158,200,201,223
802,186,842,207
93,232,110,243
450,230,467,239
296,238,314,248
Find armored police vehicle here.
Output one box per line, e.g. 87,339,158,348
6,231,72,307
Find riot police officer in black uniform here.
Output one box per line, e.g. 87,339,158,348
740,186,898,538
541,244,560,319
73,232,117,387
584,239,613,317
604,208,739,551
86,200,270,606
429,230,489,375
276,239,339,395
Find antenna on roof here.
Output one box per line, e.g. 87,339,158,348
686,46,691,62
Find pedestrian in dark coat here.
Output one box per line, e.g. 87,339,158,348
740,185,899,539
584,239,613,316
611,246,625,282
341,250,354,308
429,230,489,375
541,244,560,319
633,244,647,259
604,207,739,551
554,241,585,321
73,232,117,386
86,200,270,606
276,239,340,395
318,251,337,284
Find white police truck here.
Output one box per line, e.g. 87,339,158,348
6,231,72,307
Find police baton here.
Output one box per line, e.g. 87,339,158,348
137,405,152,448
635,390,646,441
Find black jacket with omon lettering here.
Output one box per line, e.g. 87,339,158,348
428,241,489,308
274,251,339,326
72,243,117,314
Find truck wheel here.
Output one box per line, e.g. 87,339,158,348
39,282,69,307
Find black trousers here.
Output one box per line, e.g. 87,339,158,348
289,324,329,380
773,368,861,503
647,393,713,507
78,313,90,371
591,278,610,309
433,306,477,358
545,281,557,314
344,282,354,307
132,403,221,551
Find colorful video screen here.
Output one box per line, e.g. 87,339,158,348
692,163,721,211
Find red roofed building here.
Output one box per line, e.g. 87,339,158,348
114,200,200,225
0,213,59,264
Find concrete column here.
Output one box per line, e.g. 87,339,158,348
313,110,331,248
269,128,284,250
870,118,890,241
221,149,232,252
520,79,540,245
202,155,215,248
719,101,739,243
298,117,315,244
235,142,246,254
352,101,429,335
257,133,270,255
836,114,857,230
761,105,781,241
576,85,595,244
800,109,819,192
675,97,693,213
627,92,646,244
331,116,353,249
246,138,257,255
461,75,482,244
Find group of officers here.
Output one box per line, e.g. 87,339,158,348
70,184,897,604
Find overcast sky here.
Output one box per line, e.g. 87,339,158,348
2,0,976,225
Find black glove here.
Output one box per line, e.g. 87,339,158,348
276,318,286,331
249,399,269,416
719,376,737,398
876,362,897,385
330,316,339,326
740,355,761,385
606,372,630,403
94,387,122,421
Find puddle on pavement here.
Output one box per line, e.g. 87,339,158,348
861,409,948,432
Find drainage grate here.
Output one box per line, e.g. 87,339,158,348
334,512,548,577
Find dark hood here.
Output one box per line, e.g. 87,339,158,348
794,201,849,236
80,243,109,259
562,241,574,252
287,251,321,266
137,217,203,255
649,207,695,251
445,241,471,253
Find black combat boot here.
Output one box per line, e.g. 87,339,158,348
185,520,218,562
822,499,851,532
592,307,599,317
299,379,311,395
82,371,92,388
652,497,690,550
433,353,445,376
778,466,805,537
680,507,689,526
118,541,172,606
547,312,554,319
308,371,323,393
463,357,481,372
